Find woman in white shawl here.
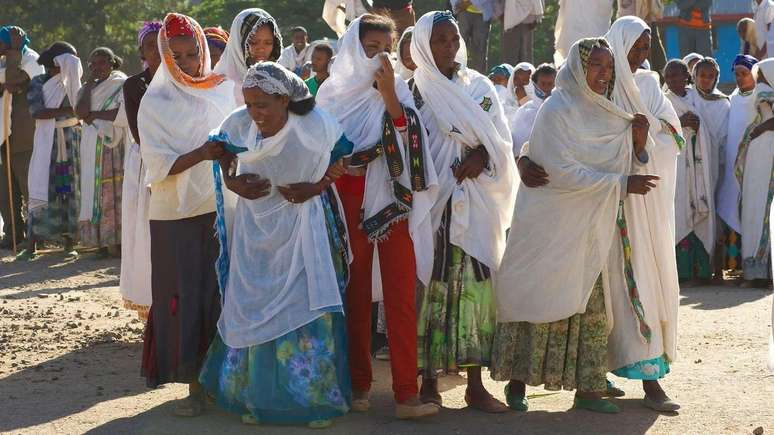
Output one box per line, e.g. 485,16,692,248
492,37,657,414
735,58,774,287
603,16,682,412
409,11,517,412
316,14,440,419
24,42,82,259
199,62,352,429
214,8,283,106
510,63,556,155
716,55,759,275
75,47,128,255
138,13,235,416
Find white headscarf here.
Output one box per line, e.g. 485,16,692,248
605,15,682,367
214,9,282,106
496,37,635,324
412,11,518,270
316,16,439,285
139,13,236,217
28,53,82,211
506,62,536,109
395,26,415,81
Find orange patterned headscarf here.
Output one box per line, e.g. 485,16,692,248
159,13,224,89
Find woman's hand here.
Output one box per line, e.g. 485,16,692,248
454,147,488,184
679,112,700,130
198,140,226,161
324,159,347,182
225,173,271,200
627,174,660,195
632,113,650,155
517,156,549,187
278,182,322,204
374,54,396,96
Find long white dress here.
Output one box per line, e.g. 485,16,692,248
510,97,543,156
666,89,717,254
717,88,757,234
739,84,774,280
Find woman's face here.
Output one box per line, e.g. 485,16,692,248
89,54,113,81
535,72,556,95
490,74,508,87
310,49,331,74
695,64,717,92
400,39,416,71
360,30,392,59
585,47,614,95
513,69,531,87
141,31,161,72
243,86,288,136
627,30,651,73
430,21,460,76
735,65,756,92
208,42,224,67
664,64,689,95
168,35,201,77
247,25,275,62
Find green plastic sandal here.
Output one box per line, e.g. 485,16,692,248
504,383,529,412
573,396,620,414
241,414,259,425
308,419,333,429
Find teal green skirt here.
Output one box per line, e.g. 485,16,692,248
612,355,670,380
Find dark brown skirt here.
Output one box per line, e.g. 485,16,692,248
141,212,221,387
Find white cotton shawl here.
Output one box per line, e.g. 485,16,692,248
504,0,544,31
78,70,128,222
605,16,681,367
510,96,542,156
739,67,774,266
28,53,82,211
505,62,536,110
278,44,312,73
0,48,44,143
215,107,346,348
691,86,730,213
214,9,280,106
316,16,439,285
412,12,518,270
717,88,756,233
395,27,415,82
322,0,347,37
553,0,614,65
139,22,236,218
755,0,774,58
496,38,635,324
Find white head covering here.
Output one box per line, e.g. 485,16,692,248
317,15,439,285
496,37,635,324
506,62,536,108
394,26,415,81
682,52,702,72
412,11,518,270
215,8,282,105
28,53,83,211
139,13,236,216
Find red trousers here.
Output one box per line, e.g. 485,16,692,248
337,175,418,402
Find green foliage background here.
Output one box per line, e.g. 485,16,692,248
0,0,561,74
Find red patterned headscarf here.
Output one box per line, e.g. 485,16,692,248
159,13,224,89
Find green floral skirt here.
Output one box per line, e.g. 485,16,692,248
417,245,497,377
490,277,608,393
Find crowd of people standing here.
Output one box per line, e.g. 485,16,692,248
2,0,774,430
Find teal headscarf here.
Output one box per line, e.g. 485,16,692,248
0,26,30,53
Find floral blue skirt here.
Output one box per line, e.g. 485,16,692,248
199,313,351,424
199,187,351,424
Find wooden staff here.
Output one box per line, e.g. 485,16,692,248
2,89,17,254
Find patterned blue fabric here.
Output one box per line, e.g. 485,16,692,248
732,54,758,72
612,355,670,380
330,134,354,165
200,190,352,425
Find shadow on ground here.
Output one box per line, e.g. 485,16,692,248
0,341,148,433
679,286,770,310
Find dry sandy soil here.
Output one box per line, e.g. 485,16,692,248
1,248,773,435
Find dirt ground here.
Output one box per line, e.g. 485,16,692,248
1,249,773,435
